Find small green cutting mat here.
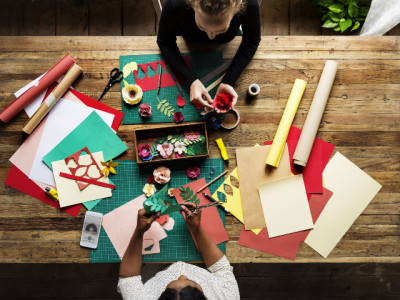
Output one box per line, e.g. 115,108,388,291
120,52,223,124
90,158,225,263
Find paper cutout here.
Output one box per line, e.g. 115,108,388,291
258,174,314,238
4,165,81,217
305,152,382,258
173,178,229,249
236,144,292,230
156,97,175,118
64,147,104,190
42,111,127,171
52,152,112,208
59,172,116,189
156,214,169,225
212,167,262,235
122,62,138,78
177,94,186,107
102,194,168,258
143,185,182,216
266,79,307,167
161,217,175,231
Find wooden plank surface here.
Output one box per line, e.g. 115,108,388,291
21,0,56,36
260,0,289,35
56,0,89,36
89,0,122,36
0,36,399,263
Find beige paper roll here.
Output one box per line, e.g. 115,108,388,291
293,60,338,167
23,64,82,134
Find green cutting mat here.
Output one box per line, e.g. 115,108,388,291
90,158,225,263
120,52,223,124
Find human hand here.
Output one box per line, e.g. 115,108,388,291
190,79,214,109
181,202,202,233
215,83,238,114
136,208,159,235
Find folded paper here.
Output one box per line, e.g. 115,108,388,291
305,152,382,258
266,79,307,167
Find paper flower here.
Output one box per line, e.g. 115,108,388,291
122,84,142,105
212,92,233,111
203,111,222,130
173,112,184,123
100,159,120,178
174,153,182,158
186,166,200,179
138,144,151,159
184,131,200,141
138,103,152,117
168,188,175,198
148,175,156,184
143,183,156,197
157,143,174,158
174,141,186,155
153,166,171,184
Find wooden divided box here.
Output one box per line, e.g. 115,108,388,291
133,122,209,164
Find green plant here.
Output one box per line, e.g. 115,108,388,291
311,0,371,33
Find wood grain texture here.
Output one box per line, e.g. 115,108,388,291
89,0,122,36
0,0,22,36
260,0,289,35
289,0,321,36
0,36,398,263
123,0,156,36
21,0,56,36
56,0,89,35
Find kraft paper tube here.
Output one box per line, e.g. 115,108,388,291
23,64,82,134
293,60,338,167
0,54,75,123
266,79,307,167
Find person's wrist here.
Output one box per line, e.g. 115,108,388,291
133,228,145,238
189,224,201,235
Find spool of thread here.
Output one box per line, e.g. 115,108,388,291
247,83,260,100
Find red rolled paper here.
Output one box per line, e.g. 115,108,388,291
0,54,75,123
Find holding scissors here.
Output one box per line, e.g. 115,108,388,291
98,68,123,101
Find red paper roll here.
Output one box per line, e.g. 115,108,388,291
0,54,75,123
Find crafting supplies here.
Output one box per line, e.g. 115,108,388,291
157,64,162,95
202,192,229,213
200,59,232,84
304,152,382,258
221,108,240,130
168,66,184,97
45,187,59,202
59,173,117,189
293,61,338,167
215,138,229,163
247,83,260,99
23,64,83,134
206,74,224,93
98,68,123,101
265,79,307,167
0,54,75,123
122,84,142,105
196,170,228,193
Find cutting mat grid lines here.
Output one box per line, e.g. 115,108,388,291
120,52,223,124
90,159,225,263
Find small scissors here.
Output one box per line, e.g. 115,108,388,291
98,68,123,101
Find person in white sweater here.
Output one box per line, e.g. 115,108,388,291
117,202,240,299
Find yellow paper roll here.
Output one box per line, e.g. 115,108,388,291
266,79,307,167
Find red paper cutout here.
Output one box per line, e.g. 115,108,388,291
59,172,116,189
173,178,229,251
192,101,204,110
64,147,104,190
156,214,169,225
5,165,81,217
177,95,186,107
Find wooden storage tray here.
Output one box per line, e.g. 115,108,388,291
133,122,209,164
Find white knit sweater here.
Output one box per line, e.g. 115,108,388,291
117,256,240,299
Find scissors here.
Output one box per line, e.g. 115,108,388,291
98,68,123,101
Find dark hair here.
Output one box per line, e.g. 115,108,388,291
185,0,246,15
158,286,207,300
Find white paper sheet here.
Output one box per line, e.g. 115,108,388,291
29,99,114,186
258,174,314,238
304,152,382,258
360,0,400,36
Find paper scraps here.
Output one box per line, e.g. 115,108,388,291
177,94,186,107
143,184,182,216
122,62,138,78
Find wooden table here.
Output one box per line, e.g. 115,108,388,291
0,36,399,263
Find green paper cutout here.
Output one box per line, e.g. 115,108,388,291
179,186,200,205
143,184,181,216
43,112,128,169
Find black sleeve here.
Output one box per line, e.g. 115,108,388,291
221,0,261,87
157,0,198,86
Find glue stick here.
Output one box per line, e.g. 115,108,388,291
215,138,229,164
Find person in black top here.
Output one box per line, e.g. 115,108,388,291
157,0,261,112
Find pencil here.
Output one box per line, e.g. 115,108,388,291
196,170,228,193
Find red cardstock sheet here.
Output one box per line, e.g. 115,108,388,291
173,178,229,250
265,126,335,194
238,187,333,260
5,165,81,217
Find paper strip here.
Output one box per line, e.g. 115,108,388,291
266,79,307,167
293,61,338,167
59,173,116,189
305,152,382,258
206,74,224,92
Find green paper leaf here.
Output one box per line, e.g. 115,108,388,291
157,102,162,110
339,18,352,32
195,199,200,205
161,99,167,104
167,110,172,118
179,186,186,192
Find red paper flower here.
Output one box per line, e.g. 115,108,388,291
138,144,151,159
173,112,184,123
148,175,156,184
139,103,152,117
212,93,233,111
186,166,200,179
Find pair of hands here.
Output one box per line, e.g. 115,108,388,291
136,202,201,235
190,79,237,113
